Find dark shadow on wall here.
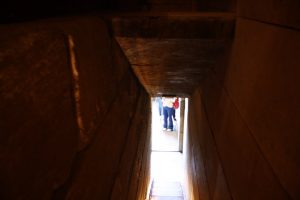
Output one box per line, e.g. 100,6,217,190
0,16,152,200
0,0,149,23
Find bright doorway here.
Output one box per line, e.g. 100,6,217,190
151,97,182,152
148,97,187,200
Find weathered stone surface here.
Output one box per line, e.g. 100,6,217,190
0,29,78,199
110,90,151,200
182,120,198,200
49,17,125,148
187,102,210,200
116,37,229,96
127,92,152,200
188,16,300,200
65,72,143,200
223,18,300,200
64,19,127,148
6,17,133,148
188,90,231,200
0,17,151,200
202,72,290,200
111,12,234,96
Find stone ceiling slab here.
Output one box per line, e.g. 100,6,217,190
116,37,228,96
110,12,235,96
111,12,235,39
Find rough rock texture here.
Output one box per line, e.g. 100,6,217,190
0,17,151,200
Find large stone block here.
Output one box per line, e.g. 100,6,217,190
188,100,210,200
191,89,231,200
0,29,78,199
8,17,130,148
110,90,150,200
127,92,151,200
202,72,290,199
223,18,300,199
65,72,142,200
0,16,151,200
47,17,127,147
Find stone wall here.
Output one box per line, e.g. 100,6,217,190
0,17,151,200
187,1,300,199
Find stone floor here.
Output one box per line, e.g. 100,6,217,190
150,181,184,200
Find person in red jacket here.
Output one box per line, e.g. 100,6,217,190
172,97,179,121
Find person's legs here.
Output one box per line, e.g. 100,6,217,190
172,108,176,120
163,106,168,129
167,107,173,131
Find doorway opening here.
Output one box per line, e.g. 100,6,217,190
151,96,183,152
148,97,188,200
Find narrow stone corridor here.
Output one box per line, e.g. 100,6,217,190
0,0,299,199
